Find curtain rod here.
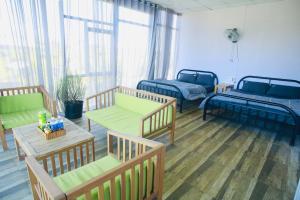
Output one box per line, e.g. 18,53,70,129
108,0,181,15
137,0,181,15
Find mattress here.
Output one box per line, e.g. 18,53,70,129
139,79,211,100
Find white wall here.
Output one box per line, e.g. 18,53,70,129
177,0,300,84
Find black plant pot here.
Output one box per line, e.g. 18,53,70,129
64,100,83,119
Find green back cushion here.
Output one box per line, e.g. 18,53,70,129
0,93,44,114
54,155,155,200
115,92,162,116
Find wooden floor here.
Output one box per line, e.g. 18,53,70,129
0,106,299,200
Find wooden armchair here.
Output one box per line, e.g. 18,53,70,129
0,86,57,150
26,130,166,200
86,86,176,144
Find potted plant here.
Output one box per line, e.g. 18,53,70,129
56,75,86,119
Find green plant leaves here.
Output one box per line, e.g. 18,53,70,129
56,75,86,103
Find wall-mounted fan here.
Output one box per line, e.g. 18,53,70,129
225,28,240,43
225,28,240,63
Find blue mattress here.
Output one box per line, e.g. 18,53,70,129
139,79,212,100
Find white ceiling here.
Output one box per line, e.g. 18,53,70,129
149,0,284,13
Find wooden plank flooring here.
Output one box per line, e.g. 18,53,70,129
0,106,299,200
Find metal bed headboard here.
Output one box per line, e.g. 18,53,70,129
176,69,219,85
237,75,300,90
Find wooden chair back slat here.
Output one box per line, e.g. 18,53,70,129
66,150,71,171
110,177,116,200
139,161,144,200
121,172,126,200
98,185,104,200
131,167,136,200
50,155,57,177
79,144,84,167
146,158,152,198
73,147,78,169
58,153,64,174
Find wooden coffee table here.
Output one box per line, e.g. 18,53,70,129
13,118,94,160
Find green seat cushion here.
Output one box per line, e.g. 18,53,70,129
0,108,51,129
0,93,45,114
54,155,155,200
86,106,142,136
54,155,122,194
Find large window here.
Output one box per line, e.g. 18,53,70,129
62,2,153,90
117,7,150,87
62,0,115,96
0,0,180,99
0,0,38,88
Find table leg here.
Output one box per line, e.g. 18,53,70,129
14,139,24,160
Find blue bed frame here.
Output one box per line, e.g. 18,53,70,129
202,75,300,146
137,69,219,113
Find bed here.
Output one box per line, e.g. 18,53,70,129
200,76,300,145
137,69,218,112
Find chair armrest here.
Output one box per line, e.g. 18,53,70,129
25,156,65,200
107,130,162,150
39,86,57,117
86,86,119,112
0,119,3,132
141,99,176,137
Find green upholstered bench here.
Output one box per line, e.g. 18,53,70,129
0,86,56,150
25,130,165,200
86,86,176,144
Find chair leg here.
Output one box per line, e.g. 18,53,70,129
170,128,175,145
14,138,22,160
0,130,8,151
290,127,297,146
180,99,183,113
170,102,176,144
87,119,91,132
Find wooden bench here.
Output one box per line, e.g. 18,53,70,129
0,86,56,150
86,86,176,144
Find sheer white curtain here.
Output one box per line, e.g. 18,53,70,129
60,0,180,89
0,0,38,88
116,1,154,88
0,0,180,96
0,0,62,93
61,0,116,97
116,1,180,87
148,8,180,80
